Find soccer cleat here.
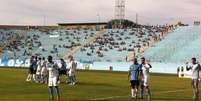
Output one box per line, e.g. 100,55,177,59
72,82,76,85
130,95,137,99
49,96,54,100
130,97,135,99
26,79,31,82
192,96,198,100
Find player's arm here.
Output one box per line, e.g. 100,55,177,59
138,69,142,80
148,64,152,69
146,60,152,69
186,62,192,71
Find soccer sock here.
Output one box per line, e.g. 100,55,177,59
73,75,76,82
33,74,36,81
55,86,60,97
147,87,151,96
57,76,60,82
69,76,73,83
41,75,44,83
131,89,135,97
49,87,54,98
135,88,138,97
26,74,31,81
72,75,76,83
195,88,199,97
140,86,144,98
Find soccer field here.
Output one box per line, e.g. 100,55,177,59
0,68,198,101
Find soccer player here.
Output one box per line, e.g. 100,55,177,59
47,56,60,100
41,57,48,84
58,58,68,83
186,58,201,100
68,56,77,85
26,56,35,82
140,57,152,100
32,56,38,82
128,58,141,98
36,57,42,83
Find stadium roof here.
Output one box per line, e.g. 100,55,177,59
58,22,108,26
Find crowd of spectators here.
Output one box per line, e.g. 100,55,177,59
0,28,97,59
77,26,170,61
0,25,172,62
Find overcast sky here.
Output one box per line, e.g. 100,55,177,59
0,0,200,25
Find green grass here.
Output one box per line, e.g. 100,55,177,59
0,68,198,101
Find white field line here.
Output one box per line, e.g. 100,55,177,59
89,89,193,101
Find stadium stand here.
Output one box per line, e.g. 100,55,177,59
139,26,201,63
0,25,171,63
0,28,98,59
74,26,168,62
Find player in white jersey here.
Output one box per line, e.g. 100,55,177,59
47,56,60,101
186,58,200,100
41,57,48,84
140,57,152,100
36,57,42,83
68,56,77,85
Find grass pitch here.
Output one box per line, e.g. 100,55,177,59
0,68,198,101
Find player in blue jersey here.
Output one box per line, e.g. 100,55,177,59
128,58,141,99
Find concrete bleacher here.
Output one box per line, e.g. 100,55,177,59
74,27,163,62
0,28,98,59
139,26,201,63
0,25,167,63
0,29,18,43
1,26,178,73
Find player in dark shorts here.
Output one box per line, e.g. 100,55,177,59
31,56,38,81
59,59,67,75
58,58,67,83
26,56,35,81
128,58,141,99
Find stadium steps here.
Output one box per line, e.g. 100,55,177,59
127,27,174,60
63,29,107,59
137,26,201,63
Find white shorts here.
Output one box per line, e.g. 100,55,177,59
48,77,58,87
142,76,150,86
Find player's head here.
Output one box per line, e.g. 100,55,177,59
60,58,64,62
38,57,42,60
48,56,53,63
191,57,197,64
141,57,146,64
31,56,34,59
42,57,45,60
133,58,138,64
35,56,38,60
68,55,74,61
